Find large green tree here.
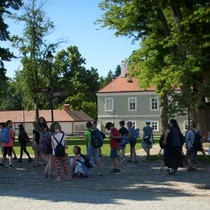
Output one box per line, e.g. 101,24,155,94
11,0,55,120
98,0,210,135
0,0,22,97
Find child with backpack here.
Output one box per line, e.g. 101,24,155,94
118,120,129,163
17,124,33,163
0,120,15,168
142,120,154,160
185,121,203,171
127,121,138,163
105,122,122,174
84,121,103,176
51,123,71,181
70,145,94,177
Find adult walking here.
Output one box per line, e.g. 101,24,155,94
17,124,32,163
163,119,184,175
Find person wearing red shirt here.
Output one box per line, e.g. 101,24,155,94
105,122,122,174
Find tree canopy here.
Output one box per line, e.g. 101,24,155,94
0,0,22,84
98,0,210,134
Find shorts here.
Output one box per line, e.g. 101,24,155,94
110,148,119,159
142,141,152,150
3,146,13,157
86,144,99,161
186,147,196,163
129,139,137,148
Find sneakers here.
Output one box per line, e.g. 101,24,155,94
0,163,4,167
8,164,12,169
56,176,61,182
110,169,122,174
97,171,103,176
110,169,117,173
120,157,126,163
17,159,22,163
65,176,72,181
115,169,122,174
13,156,17,160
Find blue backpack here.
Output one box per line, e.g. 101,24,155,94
1,127,10,143
131,128,139,139
119,134,128,146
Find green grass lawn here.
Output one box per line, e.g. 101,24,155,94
12,137,144,156
12,137,210,164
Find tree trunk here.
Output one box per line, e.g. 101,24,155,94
160,94,169,132
34,96,39,122
190,98,210,140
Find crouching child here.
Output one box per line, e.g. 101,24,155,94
70,145,94,177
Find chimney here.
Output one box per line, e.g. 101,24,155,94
64,104,70,111
120,60,129,78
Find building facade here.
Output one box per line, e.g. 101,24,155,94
96,69,188,135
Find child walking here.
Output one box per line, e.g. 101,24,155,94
51,123,71,181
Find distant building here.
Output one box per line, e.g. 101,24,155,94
96,62,187,134
0,104,93,135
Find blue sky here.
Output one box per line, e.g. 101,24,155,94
4,0,139,78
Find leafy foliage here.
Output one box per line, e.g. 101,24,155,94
0,0,22,94
98,0,210,133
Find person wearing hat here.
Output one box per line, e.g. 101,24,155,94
127,121,138,163
142,120,154,159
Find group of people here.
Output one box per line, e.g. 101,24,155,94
4,116,205,179
70,120,154,177
0,118,156,180
0,117,72,181
160,119,207,175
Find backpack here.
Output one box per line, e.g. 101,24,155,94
53,134,65,157
132,128,139,139
119,134,128,146
80,154,95,168
90,129,103,148
192,130,203,151
1,127,10,143
159,133,168,149
143,127,153,144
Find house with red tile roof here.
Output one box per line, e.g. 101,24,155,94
96,63,187,133
0,104,93,135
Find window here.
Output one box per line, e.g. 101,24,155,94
105,98,113,111
151,121,159,131
150,97,159,111
128,97,137,111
